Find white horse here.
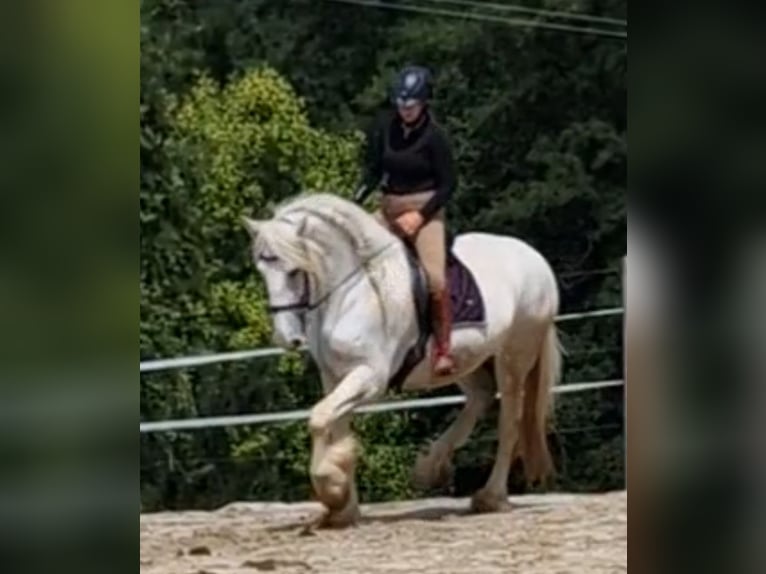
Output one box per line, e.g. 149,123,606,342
243,192,562,527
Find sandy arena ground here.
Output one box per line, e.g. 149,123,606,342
141,490,626,574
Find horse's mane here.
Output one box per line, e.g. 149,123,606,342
254,192,395,279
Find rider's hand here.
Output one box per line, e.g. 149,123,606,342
395,211,424,237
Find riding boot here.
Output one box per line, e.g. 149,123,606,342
430,289,456,376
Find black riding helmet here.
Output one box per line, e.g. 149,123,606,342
390,65,432,107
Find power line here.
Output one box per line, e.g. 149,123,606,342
323,0,627,39
420,0,626,27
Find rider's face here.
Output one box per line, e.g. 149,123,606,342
397,101,424,124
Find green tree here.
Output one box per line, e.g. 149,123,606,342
140,67,360,509
140,0,627,509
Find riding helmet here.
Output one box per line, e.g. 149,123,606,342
390,65,433,107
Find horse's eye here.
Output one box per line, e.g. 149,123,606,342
287,269,300,278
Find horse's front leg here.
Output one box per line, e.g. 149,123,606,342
308,364,384,526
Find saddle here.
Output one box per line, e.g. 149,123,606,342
387,233,486,391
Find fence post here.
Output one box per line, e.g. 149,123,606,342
622,254,627,489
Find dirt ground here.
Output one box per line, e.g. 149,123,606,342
140,490,626,574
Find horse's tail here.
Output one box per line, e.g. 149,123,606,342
518,320,562,484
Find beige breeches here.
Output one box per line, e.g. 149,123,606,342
373,191,446,294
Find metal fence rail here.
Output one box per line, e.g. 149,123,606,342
140,347,286,374
139,379,623,433
140,307,624,374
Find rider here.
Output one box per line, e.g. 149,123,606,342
353,65,457,376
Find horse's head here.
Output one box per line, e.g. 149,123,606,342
243,215,311,350
243,192,400,351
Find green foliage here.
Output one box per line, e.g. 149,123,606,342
140,62,361,509
230,423,313,501
354,413,419,501
141,0,626,510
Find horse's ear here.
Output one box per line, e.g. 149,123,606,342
242,216,262,236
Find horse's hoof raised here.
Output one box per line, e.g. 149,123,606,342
412,451,453,491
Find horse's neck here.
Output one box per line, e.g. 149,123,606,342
305,244,360,356
323,237,414,335
313,242,360,306
306,234,419,382
310,234,408,321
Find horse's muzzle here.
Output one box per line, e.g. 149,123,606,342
289,336,306,350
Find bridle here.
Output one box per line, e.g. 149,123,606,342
265,272,312,314
257,255,311,315
263,240,397,316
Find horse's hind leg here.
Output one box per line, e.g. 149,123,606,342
471,346,527,513
412,362,495,490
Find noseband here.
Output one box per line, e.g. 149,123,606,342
266,271,313,314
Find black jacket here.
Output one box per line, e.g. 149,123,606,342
357,110,457,221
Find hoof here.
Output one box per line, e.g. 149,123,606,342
470,489,512,514
310,505,360,530
412,451,453,491
312,473,351,512
311,436,357,511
